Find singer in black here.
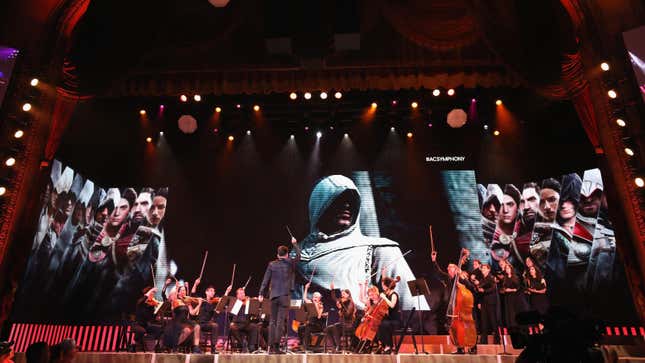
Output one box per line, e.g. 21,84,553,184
477,264,499,344
258,237,301,353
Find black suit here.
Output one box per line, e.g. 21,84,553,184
478,274,499,343
259,244,301,349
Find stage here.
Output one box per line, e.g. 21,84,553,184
11,352,520,363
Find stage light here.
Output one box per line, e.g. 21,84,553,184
329,126,334,130
411,102,418,109
290,92,297,100
334,91,342,99
316,131,322,138
471,98,476,103
22,103,32,112
214,128,219,133
320,92,328,100
14,130,24,138
304,126,309,131
625,147,635,156
228,135,234,141
236,104,241,109
433,89,440,96
371,102,377,109
0,186,5,196
180,95,188,102
428,123,433,128
246,130,251,135
447,89,455,96
304,92,312,100
407,132,413,138
493,130,500,136
344,133,349,138
495,99,502,106
600,62,610,71
390,127,395,132
194,95,202,102
160,105,165,109
30,78,39,86
146,137,152,143
483,124,489,130
253,105,260,111
635,177,644,188
290,134,295,139
392,100,397,106
159,131,164,136
5,157,16,167
215,106,222,113
608,90,617,99
139,109,146,115
616,118,626,127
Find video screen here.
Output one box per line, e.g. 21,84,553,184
12,160,170,323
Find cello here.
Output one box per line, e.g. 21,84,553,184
354,276,400,352
446,248,477,352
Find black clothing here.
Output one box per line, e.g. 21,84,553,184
526,277,549,315
377,291,400,347
501,275,528,328
478,274,499,343
197,301,216,324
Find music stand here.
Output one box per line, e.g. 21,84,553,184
215,297,232,351
407,278,430,354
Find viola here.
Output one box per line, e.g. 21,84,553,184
446,248,477,349
354,276,400,342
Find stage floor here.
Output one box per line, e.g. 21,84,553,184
13,352,520,363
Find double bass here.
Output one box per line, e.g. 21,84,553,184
446,248,477,349
354,276,400,346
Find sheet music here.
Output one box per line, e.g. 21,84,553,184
231,299,250,315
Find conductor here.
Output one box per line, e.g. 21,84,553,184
258,237,301,354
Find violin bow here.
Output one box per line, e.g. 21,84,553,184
230,263,236,289
370,249,412,278
243,275,252,290
198,250,209,280
429,225,435,255
286,225,294,239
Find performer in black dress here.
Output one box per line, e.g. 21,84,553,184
500,264,528,329
477,264,499,344
132,286,163,350
525,266,549,315
376,275,400,354
164,283,202,353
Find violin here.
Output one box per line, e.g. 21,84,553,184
446,248,477,349
354,276,400,343
145,295,162,307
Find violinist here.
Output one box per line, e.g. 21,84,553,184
376,273,400,354
163,282,202,353
191,278,232,350
132,286,163,350
324,281,356,352
229,288,260,352
297,282,327,352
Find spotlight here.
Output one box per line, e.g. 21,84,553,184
334,91,342,99
290,134,295,139
214,128,219,133
390,127,395,132
427,123,433,128
616,118,626,127
320,92,328,100
194,95,202,102
411,102,418,109
253,105,260,111
5,157,16,167
304,126,309,131
471,98,476,102
635,177,644,188
433,89,440,96
228,135,234,141
30,78,39,86
608,90,617,99
600,62,610,71
483,124,489,130
392,100,397,106
14,130,24,138
493,130,500,136
344,133,349,138
0,186,5,196
290,92,298,100
236,104,241,109
246,130,251,135
304,92,312,100
625,147,634,156
371,102,377,109
495,99,502,106
407,132,413,138
146,137,152,143
447,89,455,96
180,95,188,102
316,131,322,138
159,131,164,136
329,126,334,130
215,106,222,113
22,103,32,112
139,109,146,115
